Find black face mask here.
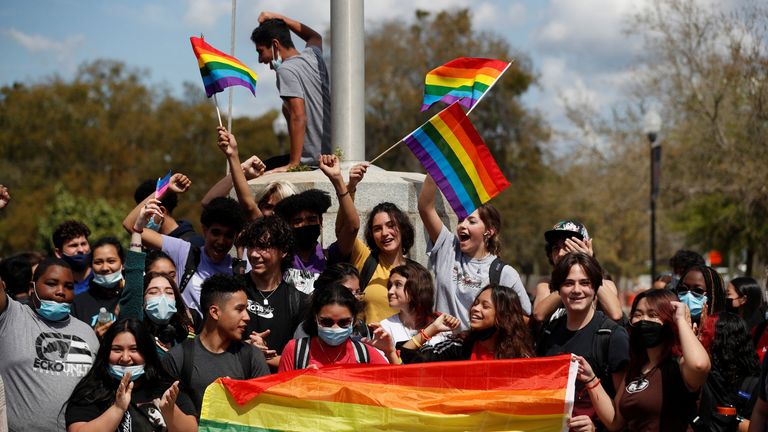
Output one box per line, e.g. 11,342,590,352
725,298,740,314
630,320,670,348
293,224,321,250
61,252,91,272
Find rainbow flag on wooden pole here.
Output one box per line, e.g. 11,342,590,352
199,355,577,432
405,101,510,219
421,57,511,113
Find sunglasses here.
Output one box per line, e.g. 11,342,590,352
317,317,353,328
677,286,706,297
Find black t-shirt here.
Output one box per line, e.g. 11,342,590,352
163,337,270,414
537,311,629,420
238,275,308,355
71,282,121,327
65,379,196,431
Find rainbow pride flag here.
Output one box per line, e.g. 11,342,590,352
190,36,258,97
405,101,510,219
421,57,511,112
155,169,172,199
200,355,577,432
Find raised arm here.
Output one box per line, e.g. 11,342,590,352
216,127,265,220
258,11,322,48
533,282,562,323
672,301,710,392
123,173,191,236
596,279,623,321
417,175,444,244
118,228,148,321
318,154,359,257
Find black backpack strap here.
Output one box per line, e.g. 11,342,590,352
181,338,196,388
488,257,505,287
235,343,254,378
737,375,761,417
351,339,369,364
591,315,619,397
358,252,379,291
294,337,311,370
178,246,201,294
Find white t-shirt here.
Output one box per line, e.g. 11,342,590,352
428,225,531,330
378,314,449,347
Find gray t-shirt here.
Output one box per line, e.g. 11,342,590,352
428,225,531,329
276,45,331,165
163,336,270,414
0,295,98,431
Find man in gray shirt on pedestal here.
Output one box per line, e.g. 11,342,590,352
251,11,331,173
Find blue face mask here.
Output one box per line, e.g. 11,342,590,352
271,45,282,70
108,364,145,381
32,282,71,321
317,324,353,346
679,292,708,318
145,217,163,232
93,270,123,288
61,252,91,272
145,295,177,324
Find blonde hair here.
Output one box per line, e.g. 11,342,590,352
256,180,298,208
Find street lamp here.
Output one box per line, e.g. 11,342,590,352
272,115,288,152
643,109,662,280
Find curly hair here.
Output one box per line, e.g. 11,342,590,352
710,312,760,386
364,202,414,256
274,189,331,222
678,265,726,316
201,197,246,233
52,220,91,250
390,262,435,329
235,216,294,272
626,289,679,380
462,284,534,359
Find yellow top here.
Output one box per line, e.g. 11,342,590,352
350,238,400,323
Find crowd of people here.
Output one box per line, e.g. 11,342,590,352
1,12,767,432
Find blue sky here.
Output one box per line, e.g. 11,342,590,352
1,0,655,143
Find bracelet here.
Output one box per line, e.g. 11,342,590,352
132,226,144,234
419,329,432,341
586,378,601,391
584,375,597,384
129,243,143,249
410,336,423,348
337,190,350,199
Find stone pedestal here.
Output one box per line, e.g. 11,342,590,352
231,164,456,265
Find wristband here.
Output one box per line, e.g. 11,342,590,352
129,243,143,249
337,190,350,199
584,375,597,384
132,226,144,234
410,336,423,348
586,378,601,391
419,329,432,341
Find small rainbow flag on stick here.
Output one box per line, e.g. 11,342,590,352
405,101,510,219
421,57,511,112
199,355,577,432
155,170,172,199
190,36,258,98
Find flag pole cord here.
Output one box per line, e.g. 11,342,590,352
368,60,513,164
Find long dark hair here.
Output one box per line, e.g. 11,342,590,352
301,284,359,337
66,319,174,406
390,261,435,329
364,202,414,256
462,284,534,359
710,312,760,385
142,272,193,346
730,277,766,329
626,289,680,380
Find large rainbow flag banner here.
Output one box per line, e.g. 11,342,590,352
190,36,258,98
199,355,577,432
405,101,510,219
421,57,511,112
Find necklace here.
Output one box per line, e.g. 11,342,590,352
315,338,344,364
626,364,658,394
256,286,279,305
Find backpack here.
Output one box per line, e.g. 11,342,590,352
358,254,418,292
293,337,369,369
488,257,505,287
180,338,254,387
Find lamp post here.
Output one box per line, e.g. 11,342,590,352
272,115,288,152
643,110,662,280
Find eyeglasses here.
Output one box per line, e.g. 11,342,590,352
317,317,353,328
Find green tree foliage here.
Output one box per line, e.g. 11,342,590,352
628,0,768,275
0,60,277,255
364,9,555,277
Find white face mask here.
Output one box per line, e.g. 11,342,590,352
271,45,282,70
93,270,123,288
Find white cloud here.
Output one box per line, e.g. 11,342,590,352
5,28,84,55
183,0,230,29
